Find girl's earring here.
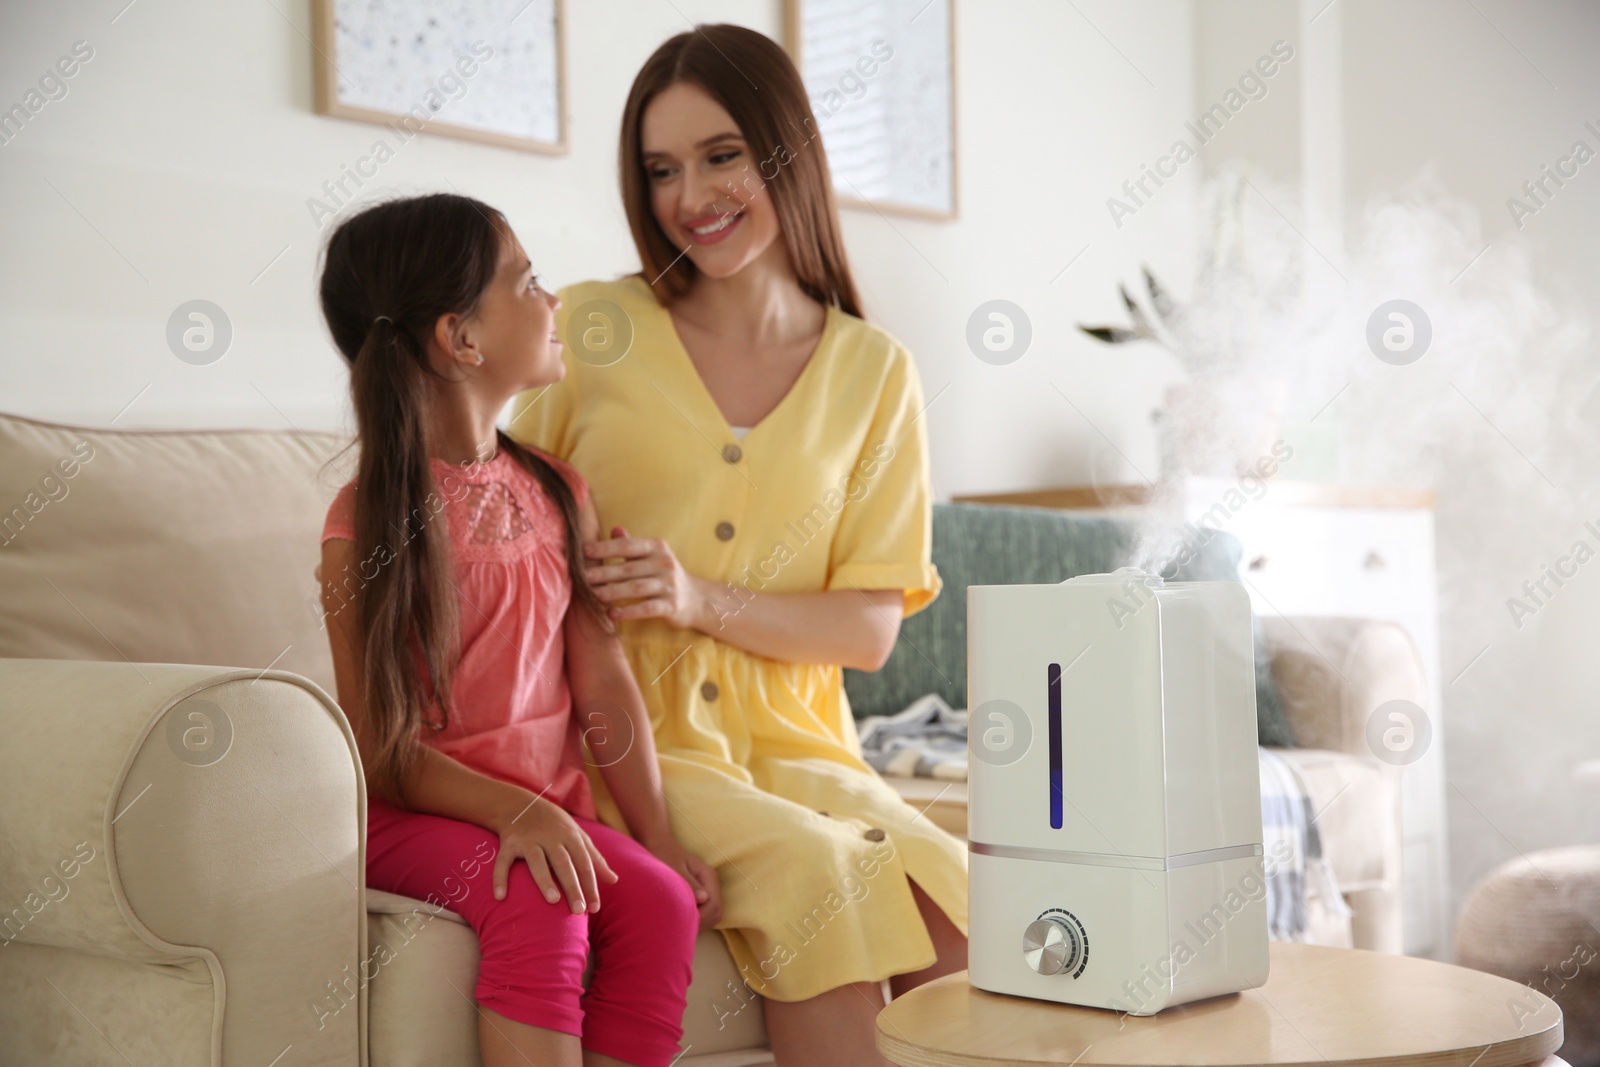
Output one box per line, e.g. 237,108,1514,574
474,353,484,365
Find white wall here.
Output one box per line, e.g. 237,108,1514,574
0,0,1197,511
0,0,770,428
863,1,1199,503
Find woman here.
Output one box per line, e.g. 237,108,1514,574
508,24,966,1065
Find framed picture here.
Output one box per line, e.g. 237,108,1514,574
784,0,957,220
311,0,567,155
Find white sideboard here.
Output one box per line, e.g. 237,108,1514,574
953,479,1450,960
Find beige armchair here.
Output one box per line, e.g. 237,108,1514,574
0,411,1415,1065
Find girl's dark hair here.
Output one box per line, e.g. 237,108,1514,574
317,192,610,805
619,23,864,318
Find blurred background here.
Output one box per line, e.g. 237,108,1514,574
4,0,1598,999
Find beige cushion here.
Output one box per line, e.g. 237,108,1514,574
363,891,483,1067
0,410,351,695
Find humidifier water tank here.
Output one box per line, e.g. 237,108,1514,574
966,569,1268,1014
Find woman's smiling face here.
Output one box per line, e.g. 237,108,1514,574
639,81,785,281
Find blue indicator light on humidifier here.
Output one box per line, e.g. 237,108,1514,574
1048,661,1062,829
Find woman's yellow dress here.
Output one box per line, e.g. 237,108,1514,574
506,274,968,1005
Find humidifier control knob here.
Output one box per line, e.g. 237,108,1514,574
1022,916,1084,976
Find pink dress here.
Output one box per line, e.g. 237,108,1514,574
320,447,595,819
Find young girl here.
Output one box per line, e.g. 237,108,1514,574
315,192,719,1067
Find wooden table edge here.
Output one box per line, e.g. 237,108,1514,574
877,1024,1566,1067
873,950,1564,1067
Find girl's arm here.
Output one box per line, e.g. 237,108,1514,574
582,525,903,670
320,537,615,911
564,497,723,927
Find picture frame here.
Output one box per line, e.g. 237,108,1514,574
783,0,958,220
311,0,567,156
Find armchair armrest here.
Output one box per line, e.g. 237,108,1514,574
0,658,367,1067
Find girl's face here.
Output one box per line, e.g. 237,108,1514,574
640,81,785,281
467,225,563,390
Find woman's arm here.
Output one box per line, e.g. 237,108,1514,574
564,499,722,927
581,525,902,670
319,538,615,910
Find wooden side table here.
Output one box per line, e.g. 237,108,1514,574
876,942,1563,1067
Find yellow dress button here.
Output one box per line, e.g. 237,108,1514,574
701,681,720,701
715,521,735,541
864,827,886,842
722,443,743,464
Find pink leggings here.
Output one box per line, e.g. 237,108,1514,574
366,796,700,1067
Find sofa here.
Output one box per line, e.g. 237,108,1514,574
0,411,1419,1066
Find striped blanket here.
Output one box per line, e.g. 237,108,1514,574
859,694,1350,940
1258,747,1351,940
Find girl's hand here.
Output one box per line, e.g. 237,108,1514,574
492,795,619,913
648,838,724,931
583,525,708,630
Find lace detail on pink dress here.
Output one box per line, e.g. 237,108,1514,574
460,481,535,544
431,451,579,565
321,449,587,563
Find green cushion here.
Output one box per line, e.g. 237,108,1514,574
842,503,1296,748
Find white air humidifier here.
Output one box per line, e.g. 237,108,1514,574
966,569,1268,1014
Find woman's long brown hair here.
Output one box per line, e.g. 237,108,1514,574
317,192,610,805
619,23,864,318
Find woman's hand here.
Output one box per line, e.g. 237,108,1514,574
646,837,724,931
583,524,710,630
491,794,619,913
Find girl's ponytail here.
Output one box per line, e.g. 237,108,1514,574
316,193,605,806
345,309,461,805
